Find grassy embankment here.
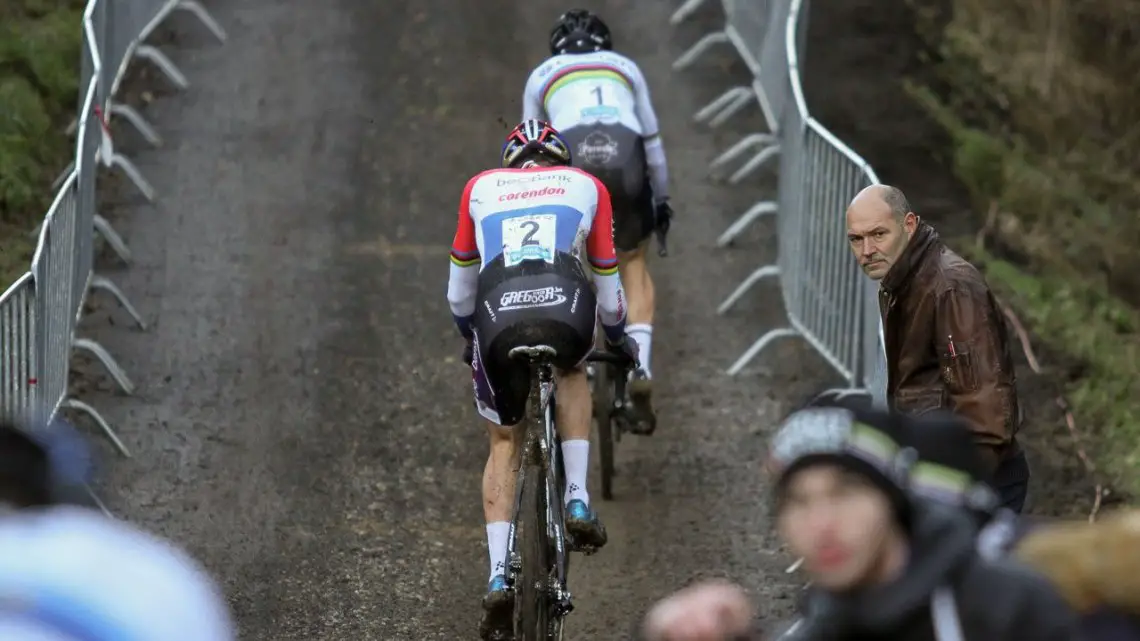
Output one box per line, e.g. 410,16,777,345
0,0,85,286
907,0,1140,494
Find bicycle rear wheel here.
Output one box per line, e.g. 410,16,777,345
592,361,616,501
515,458,550,641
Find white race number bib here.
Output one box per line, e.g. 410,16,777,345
502,214,557,267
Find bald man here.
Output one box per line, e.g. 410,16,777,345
845,185,1029,513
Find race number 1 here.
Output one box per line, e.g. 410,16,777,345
502,214,557,267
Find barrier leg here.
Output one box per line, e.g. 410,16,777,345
135,45,190,90
726,328,800,376
709,133,774,176
175,0,228,42
728,144,781,184
670,0,710,25
708,90,756,128
51,162,76,192
819,388,870,401
109,153,157,201
109,103,162,147
693,85,747,124
83,484,115,518
717,265,780,314
62,397,131,458
72,338,135,395
90,275,147,330
717,201,778,247
673,31,727,71
93,214,132,264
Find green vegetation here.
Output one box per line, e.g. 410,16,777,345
965,245,1140,491
0,0,85,286
907,0,1140,493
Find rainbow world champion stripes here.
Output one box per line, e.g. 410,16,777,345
540,64,634,109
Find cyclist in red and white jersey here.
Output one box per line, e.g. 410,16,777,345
446,118,639,638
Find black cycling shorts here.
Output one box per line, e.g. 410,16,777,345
470,253,597,426
561,124,654,253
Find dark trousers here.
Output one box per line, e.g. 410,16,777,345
991,447,1031,513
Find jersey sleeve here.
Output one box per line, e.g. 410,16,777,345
522,66,545,121
629,61,660,139
446,176,481,339
585,174,627,342
629,61,669,202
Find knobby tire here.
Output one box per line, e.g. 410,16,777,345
515,366,564,641
516,458,551,641
593,362,616,501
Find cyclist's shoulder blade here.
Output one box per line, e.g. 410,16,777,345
468,166,600,204
531,51,641,82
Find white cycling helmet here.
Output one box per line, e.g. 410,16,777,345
0,506,235,640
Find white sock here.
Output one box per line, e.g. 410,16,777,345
561,439,590,506
626,323,653,378
486,521,511,581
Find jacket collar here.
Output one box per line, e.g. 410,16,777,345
881,221,940,295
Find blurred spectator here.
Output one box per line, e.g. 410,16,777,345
845,184,1029,512
1016,511,1140,641
638,405,1079,641
0,421,54,509
896,411,1140,641
0,419,236,639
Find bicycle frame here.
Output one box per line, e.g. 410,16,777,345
504,345,573,640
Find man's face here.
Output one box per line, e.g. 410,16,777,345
846,201,916,281
776,464,898,591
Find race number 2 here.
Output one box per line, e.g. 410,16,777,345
502,214,557,267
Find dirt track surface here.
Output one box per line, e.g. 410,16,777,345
75,0,842,638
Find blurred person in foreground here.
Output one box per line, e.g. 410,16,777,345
0,419,235,640
639,404,1080,641
906,411,1140,641
845,184,1030,512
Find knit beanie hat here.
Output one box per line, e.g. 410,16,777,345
904,410,998,515
768,405,914,529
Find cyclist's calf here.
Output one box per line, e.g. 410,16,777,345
618,245,655,326
554,365,592,442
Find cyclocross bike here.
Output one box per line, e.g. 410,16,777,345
499,343,632,641
586,206,669,502
587,328,657,501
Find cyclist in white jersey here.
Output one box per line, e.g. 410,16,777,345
446,119,639,639
521,9,673,434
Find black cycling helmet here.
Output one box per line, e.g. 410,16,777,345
549,9,613,55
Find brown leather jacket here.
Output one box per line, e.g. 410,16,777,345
878,222,1020,470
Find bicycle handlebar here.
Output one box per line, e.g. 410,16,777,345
586,349,634,366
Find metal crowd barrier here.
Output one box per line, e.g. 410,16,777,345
0,0,226,457
673,0,889,401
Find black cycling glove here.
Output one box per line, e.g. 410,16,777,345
654,199,673,235
653,199,673,257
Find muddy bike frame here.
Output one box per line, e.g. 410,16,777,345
501,344,630,641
